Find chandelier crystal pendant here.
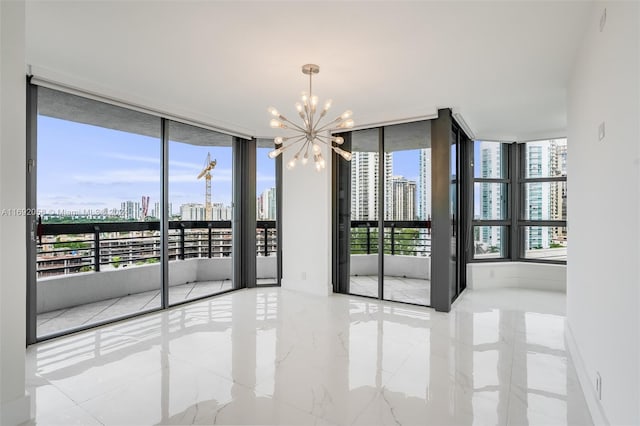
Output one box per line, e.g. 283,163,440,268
267,64,354,171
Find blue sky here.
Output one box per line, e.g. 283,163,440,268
38,115,429,214
390,150,420,182
38,116,275,213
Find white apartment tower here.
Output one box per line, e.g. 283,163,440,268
479,142,504,247
389,176,417,220
350,151,393,220
418,148,431,220
257,187,277,220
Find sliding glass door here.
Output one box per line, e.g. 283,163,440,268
256,140,278,286
27,84,279,343
33,87,162,338
334,111,467,310
382,122,431,305
167,121,234,305
348,128,380,299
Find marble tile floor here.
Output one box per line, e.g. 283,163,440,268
24,287,592,425
350,275,430,306
37,279,235,337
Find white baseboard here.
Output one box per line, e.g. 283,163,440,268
565,321,609,426
0,392,31,426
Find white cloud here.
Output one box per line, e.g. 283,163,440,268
101,152,204,171
72,167,233,185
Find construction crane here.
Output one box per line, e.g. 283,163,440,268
196,153,217,221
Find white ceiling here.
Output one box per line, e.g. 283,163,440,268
26,1,594,142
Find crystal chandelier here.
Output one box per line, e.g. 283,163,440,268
267,64,354,171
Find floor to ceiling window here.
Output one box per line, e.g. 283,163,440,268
334,111,465,310
382,121,431,305
26,83,275,343
167,121,234,305
256,140,279,286
32,87,162,339
348,128,381,299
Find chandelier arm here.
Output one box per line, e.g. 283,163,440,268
278,136,306,154
294,139,309,158
279,116,308,133
313,134,332,144
313,136,330,146
314,121,339,133
286,135,307,146
312,112,326,131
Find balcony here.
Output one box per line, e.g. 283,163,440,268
36,220,277,337
348,221,431,305
36,220,432,337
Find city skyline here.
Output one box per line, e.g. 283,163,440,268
350,149,428,221
37,115,276,213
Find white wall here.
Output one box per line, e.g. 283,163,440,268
0,0,31,424
567,2,639,425
467,262,566,292
281,143,332,296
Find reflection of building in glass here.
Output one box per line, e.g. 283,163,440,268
418,148,431,220
257,187,277,220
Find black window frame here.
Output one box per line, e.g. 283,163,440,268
468,139,567,265
517,139,567,264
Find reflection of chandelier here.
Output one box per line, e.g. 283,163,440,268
267,64,354,171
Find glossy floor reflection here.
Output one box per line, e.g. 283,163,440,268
350,275,430,305
37,280,233,338
24,288,592,425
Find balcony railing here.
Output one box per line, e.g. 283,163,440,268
37,220,277,278
350,220,431,256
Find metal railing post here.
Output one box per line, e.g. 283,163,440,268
180,224,185,260
391,223,396,255
93,225,100,272
366,226,371,254
263,223,269,257
208,224,212,258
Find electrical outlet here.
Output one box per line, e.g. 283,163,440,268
598,122,605,141
600,8,607,32
596,372,602,400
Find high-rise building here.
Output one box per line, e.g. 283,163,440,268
152,202,172,219
257,187,277,220
389,176,417,220
479,142,504,248
180,203,206,221
350,151,392,220
418,148,431,220
524,140,560,250
120,200,141,220
211,203,232,220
